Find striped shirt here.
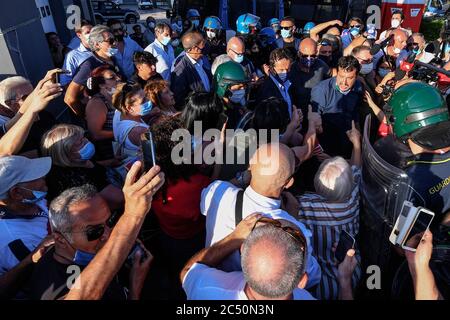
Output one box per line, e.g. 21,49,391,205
297,166,362,300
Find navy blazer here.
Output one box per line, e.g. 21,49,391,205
170,54,212,109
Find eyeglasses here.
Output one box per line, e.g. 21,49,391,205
103,37,116,45
251,217,307,253
229,48,244,56
63,213,117,242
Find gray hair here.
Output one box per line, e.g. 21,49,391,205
49,184,98,242
88,25,111,52
0,76,31,106
314,156,353,202
154,22,171,35
241,223,306,298
211,54,232,76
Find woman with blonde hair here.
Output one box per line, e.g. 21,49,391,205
41,124,123,208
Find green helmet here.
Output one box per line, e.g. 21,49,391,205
387,82,449,143
213,61,249,98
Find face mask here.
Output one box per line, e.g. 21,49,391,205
139,101,153,116
79,141,96,160
106,86,116,96
148,22,155,29
336,84,351,95
115,34,124,42
21,189,47,204
350,27,360,37
160,36,171,46
393,47,402,54
192,20,200,27
229,89,246,105
378,68,390,78
391,19,401,28
360,62,374,75
171,39,180,47
73,250,96,266
281,29,292,39
300,56,316,68
412,45,422,55
107,48,119,57
277,72,288,83
83,34,90,42
233,54,244,64
206,31,216,39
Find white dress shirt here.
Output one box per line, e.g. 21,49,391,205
145,39,175,81
200,180,321,288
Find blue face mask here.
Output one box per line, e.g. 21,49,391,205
233,54,244,64
139,101,153,116
281,29,292,39
73,250,96,266
21,188,47,204
277,72,288,83
79,141,96,161
160,36,171,46
107,48,119,57
350,27,360,37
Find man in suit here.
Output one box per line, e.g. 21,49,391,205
171,31,212,109
256,48,294,119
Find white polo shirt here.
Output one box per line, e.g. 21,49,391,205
183,262,316,300
200,180,322,288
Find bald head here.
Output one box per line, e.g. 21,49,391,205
241,220,306,298
181,31,204,50
227,36,245,52
392,29,408,52
299,38,317,55
249,143,295,195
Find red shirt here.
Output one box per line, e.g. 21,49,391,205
152,174,210,239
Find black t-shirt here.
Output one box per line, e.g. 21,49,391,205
73,55,120,86
25,248,127,300
46,163,109,202
129,72,163,89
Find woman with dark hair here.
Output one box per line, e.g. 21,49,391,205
85,65,121,161
148,116,210,299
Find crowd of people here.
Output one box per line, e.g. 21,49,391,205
0,8,449,301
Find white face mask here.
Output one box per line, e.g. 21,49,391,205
391,19,401,28
83,33,90,42
393,47,402,54
360,62,374,75
206,31,216,39
106,86,116,96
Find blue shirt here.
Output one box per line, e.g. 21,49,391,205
60,42,93,86
341,29,353,49
310,77,363,129
113,36,143,80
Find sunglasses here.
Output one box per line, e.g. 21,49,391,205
281,26,293,30
350,24,362,29
63,212,117,242
301,54,317,59
319,40,331,46
251,217,307,253
358,57,373,64
103,37,116,45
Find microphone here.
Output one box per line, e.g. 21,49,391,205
370,34,394,55
394,51,417,81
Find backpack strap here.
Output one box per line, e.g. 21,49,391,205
235,189,244,226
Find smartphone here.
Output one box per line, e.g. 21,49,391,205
335,230,356,263
217,113,228,129
401,208,434,252
52,70,70,84
141,131,156,172
389,201,415,245
126,243,147,266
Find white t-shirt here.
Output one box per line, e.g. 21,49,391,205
183,262,316,300
200,180,321,288
0,211,48,276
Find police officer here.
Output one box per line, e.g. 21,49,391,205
213,61,250,129
387,82,450,221
203,16,226,63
